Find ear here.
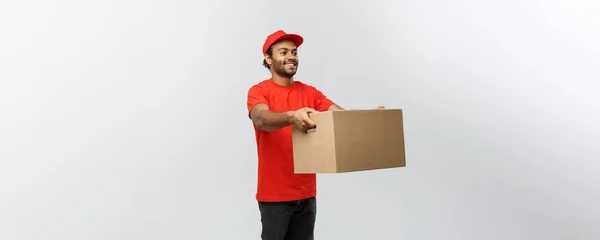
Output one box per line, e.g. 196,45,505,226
265,54,273,65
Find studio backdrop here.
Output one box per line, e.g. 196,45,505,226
0,0,598,239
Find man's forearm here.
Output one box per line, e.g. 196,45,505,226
328,103,345,111
254,110,294,131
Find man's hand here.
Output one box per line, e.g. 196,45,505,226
375,106,385,110
291,107,318,132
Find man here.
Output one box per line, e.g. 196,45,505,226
246,30,383,240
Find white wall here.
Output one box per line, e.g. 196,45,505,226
1,0,599,239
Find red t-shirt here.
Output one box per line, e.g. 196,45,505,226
247,79,335,202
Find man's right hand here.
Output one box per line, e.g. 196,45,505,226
290,107,318,132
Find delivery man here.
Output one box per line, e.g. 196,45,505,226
247,29,383,240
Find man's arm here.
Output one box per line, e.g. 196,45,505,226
312,84,384,112
250,104,294,131
247,85,295,131
328,104,384,111
328,103,345,111
250,104,318,132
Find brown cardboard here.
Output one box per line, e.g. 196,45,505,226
292,109,406,173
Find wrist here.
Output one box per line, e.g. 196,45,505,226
284,111,296,125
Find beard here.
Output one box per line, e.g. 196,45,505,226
273,60,298,78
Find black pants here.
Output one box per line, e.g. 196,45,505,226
258,196,317,240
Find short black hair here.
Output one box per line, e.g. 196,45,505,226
262,46,273,69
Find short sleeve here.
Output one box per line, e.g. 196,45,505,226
313,87,334,112
247,85,268,119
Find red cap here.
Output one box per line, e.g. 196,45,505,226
262,30,304,55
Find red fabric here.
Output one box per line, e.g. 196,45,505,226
247,79,334,202
262,30,304,55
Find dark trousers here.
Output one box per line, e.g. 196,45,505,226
258,196,317,240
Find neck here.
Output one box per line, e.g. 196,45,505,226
271,71,293,86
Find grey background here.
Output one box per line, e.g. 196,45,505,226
1,0,599,239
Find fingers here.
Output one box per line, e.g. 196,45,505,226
304,107,318,113
299,108,317,127
293,107,319,132
300,114,316,129
305,119,317,129
375,105,385,110
297,121,316,132
295,113,316,132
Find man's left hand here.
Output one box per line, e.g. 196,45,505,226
375,106,385,110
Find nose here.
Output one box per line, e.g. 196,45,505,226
286,55,297,62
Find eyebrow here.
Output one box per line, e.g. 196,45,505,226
277,47,297,51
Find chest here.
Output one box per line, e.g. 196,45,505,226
265,87,316,112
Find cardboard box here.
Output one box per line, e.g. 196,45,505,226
292,109,406,173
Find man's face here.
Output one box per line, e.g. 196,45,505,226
266,40,298,78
